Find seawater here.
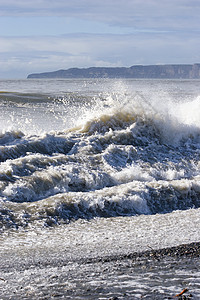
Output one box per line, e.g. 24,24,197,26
0,78,200,229
1,78,200,299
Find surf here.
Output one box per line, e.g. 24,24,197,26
1,78,200,230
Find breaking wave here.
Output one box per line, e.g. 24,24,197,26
1,79,200,230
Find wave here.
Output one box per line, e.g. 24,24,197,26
72,101,200,147
0,91,54,106
1,101,200,230
1,176,200,229
1,79,200,230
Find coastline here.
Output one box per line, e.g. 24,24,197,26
86,241,200,263
0,240,199,299
1,210,200,299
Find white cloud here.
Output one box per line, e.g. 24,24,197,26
0,0,200,31
0,31,200,78
0,0,200,77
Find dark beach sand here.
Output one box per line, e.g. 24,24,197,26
0,241,199,300
1,210,200,299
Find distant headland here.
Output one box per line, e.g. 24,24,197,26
27,63,200,79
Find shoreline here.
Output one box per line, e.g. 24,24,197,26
1,211,200,299
86,241,200,264
1,241,199,299
1,237,200,299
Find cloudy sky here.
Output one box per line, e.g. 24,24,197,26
0,0,200,78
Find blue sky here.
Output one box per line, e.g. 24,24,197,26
0,0,200,78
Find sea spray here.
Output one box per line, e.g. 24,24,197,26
0,78,200,230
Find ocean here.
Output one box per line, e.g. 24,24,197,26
0,78,200,299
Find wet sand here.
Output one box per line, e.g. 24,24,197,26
1,211,200,299
0,241,200,299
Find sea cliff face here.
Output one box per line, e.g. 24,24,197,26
27,63,200,79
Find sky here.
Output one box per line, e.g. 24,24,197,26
0,0,200,78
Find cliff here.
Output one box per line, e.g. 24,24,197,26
27,63,200,79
